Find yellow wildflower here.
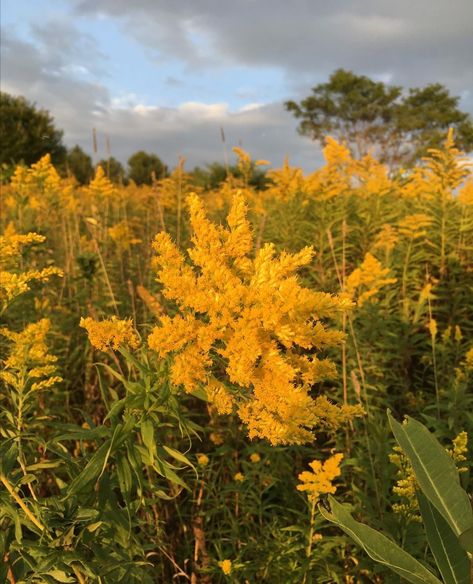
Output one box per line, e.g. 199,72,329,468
0,226,63,312
0,319,62,393
464,347,473,370
209,432,224,446
234,472,245,482
372,224,398,254
448,432,468,473
346,253,396,306
86,165,116,197
428,319,438,340
250,453,261,463
454,325,463,342
218,559,232,575
149,193,361,445
197,454,209,467
205,378,235,414
398,214,433,239
389,446,420,521
108,221,141,251
391,432,469,521
80,316,139,351
297,453,343,503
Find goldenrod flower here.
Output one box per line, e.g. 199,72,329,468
218,559,232,575
86,165,116,197
149,193,362,445
391,432,469,521
0,225,63,312
108,221,141,251
80,316,139,351
0,319,62,393
297,453,343,503
346,252,396,306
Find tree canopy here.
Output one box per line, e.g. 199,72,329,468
128,151,168,185
285,69,473,166
97,157,126,184
66,145,94,185
0,92,66,166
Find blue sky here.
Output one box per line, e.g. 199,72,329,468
2,0,473,170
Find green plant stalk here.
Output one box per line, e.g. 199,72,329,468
0,473,45,532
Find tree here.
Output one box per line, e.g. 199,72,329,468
285,69,473,166
127,151,167,185
66,145,93,184
190,162,268,190
97,157,125,184
0,92,66,166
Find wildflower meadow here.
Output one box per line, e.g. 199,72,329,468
1,133,472,582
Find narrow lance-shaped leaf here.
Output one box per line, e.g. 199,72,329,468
320,496,443,584
388,411,473,552
417,492,470,584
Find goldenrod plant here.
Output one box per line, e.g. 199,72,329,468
0,132,472,582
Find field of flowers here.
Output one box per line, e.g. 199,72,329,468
1,133,472,583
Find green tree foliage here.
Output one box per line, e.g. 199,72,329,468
0,92,66,166
66,145,94,185
190,161,268,190
285,69,473,166
128,150,168,185
97,157,126,184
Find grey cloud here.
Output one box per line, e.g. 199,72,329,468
70,0,473,103
78,102,322,171
1,28,110,140
1,28,321,170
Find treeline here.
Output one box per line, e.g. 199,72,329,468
0,92,267,188
2,68,472,184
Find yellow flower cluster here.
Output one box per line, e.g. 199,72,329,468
108,221,142,251
86,165,116,198
390,431,469,521
297,452,343,503
447,431,468,473
346,252,397,306
0,319,62,393
80,316,140,351
389,446,420,521
0,224,63,313
397,214,433,239
148,192,362,444
218,559,232,575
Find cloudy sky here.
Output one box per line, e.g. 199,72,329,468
2,0,473,170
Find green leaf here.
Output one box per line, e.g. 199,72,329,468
65,440,111,497
44,570,75,582
141,419,156,459
319,496,442,584
418,493,470,584
388,412,473,552
116,455,133,500
160,445,195,470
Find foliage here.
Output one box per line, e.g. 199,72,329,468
285,69,473,166
97,157,126,184
66,146,94,185
321,413,472,583
128,151,168,185
0,92,66,167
